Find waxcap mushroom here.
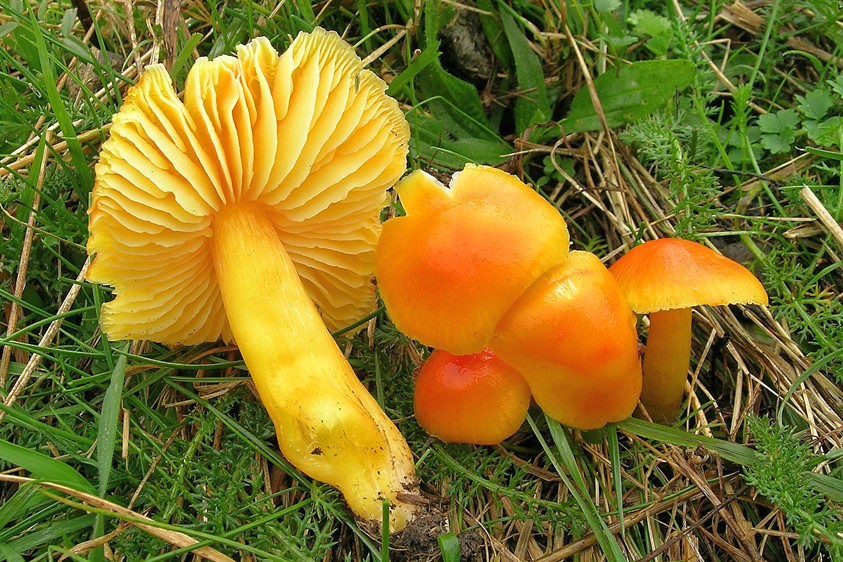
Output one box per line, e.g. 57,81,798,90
88,29,409,344
413,348,531,445
608,237,768,422
376,165,570,354
490,251,642,430
608,238,768,314
87,29,419,532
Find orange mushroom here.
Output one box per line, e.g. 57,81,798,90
413,348,532,445
490,251,643,430
376,165,570,354
608,238,768,423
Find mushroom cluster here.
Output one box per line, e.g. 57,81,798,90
377,165,643,437
87,29,420,532
378,166,770,438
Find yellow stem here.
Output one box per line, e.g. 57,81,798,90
640,308,693,423
210,203,418,532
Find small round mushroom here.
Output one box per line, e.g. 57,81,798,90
87,30,419,532
413,348,531,445
376,165,570,354
608,238,768,423
490,251,643,430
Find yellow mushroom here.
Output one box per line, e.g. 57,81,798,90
87,29,420,532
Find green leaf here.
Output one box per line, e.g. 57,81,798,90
595,0,622,12
758,108,800,133
416,62,488,128
0,439,96,494
797,89,834,121
628,9,672,38
410,58,511,168
759,109,800,153
561,60,695,133
827,74,843,98
803,116,843,148
500,9,552,134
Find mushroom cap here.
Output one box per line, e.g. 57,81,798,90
490,251,642,430
608,238,769,314
87,29,409,344
413,348,531,445
376,165,570,354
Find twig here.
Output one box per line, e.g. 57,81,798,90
0,258,90,423
799,185,843,251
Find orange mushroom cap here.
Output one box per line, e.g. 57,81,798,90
413,348,531,445
490,251,643,430
608,238,769,313
376,165,570,354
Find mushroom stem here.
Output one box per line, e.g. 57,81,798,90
640,307,693,423
210,204,418,532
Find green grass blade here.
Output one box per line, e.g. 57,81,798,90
0,439,95,494
618,418,759,465
28,10,93,194
0,542,26,562
607,423,625,537
437,532,461,562
97,352,126,496
531,415,627,562
4,514,97,556
386,40,440,97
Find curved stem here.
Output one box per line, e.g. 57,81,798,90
641,308,693,423
210,204,418,532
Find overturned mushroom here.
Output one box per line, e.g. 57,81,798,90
87,30,419,532
376,165,570,354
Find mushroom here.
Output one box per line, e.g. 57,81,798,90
490,251,642,430
86,30,420,532
377,167,641,430
608,238,768,423
413,348,531,445
376,165,570,354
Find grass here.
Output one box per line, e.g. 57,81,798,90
1,0,842,560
